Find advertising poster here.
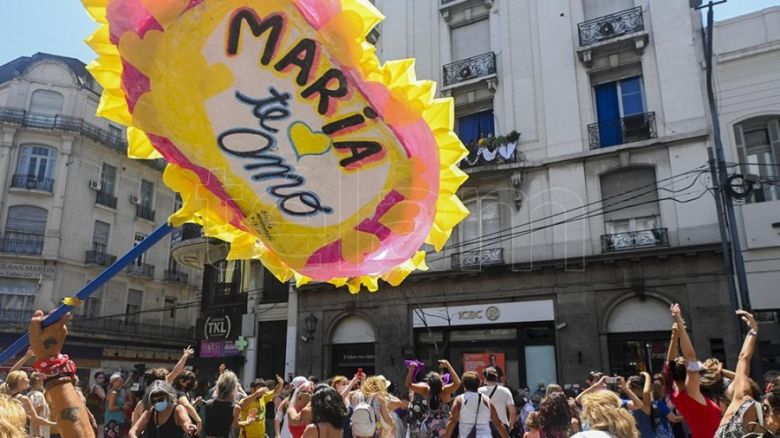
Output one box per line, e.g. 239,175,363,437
463,352,506,383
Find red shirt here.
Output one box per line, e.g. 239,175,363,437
670,390,721,438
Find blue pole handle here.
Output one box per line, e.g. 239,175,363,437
0,223,174,365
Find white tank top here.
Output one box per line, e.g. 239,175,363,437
458,392,491,438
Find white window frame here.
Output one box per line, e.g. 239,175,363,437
459,196,502,249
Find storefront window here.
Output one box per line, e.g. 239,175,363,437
525,345,557,390
608,333,668,376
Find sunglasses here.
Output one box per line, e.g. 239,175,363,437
151,395,167,403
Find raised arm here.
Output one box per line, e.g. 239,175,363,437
166,346,194,385
731,310,759,403
239,387,268,410
19,396,57,427
671,304,705,403
667,323,681,363
639,372,653,416
618,376,644,412
440,360,461,395
575,376,607,404
9,348,34,372
178,394,202,432
175,404,197,435
406,363,430,396
128,409,150,438
29,310,95,438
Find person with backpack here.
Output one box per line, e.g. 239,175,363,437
478,367,515,438
406,360,461,438
350,376,395,438
444,371,508,438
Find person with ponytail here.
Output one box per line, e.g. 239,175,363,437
572,391,638,438
406,360,461,438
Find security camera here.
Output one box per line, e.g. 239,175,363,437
300,335,310,342
555,322,568,330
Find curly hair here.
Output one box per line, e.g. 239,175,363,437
525,411,540,430
538,393,571,438
312,384,347,429
361,376,388,397
580,390,638,438
173,370,196,392
0,394,27,438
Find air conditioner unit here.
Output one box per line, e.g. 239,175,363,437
89,180,102,191
129,194,140,205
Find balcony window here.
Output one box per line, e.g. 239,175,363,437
83,297,100,319
457,110,495,146
453,196,506,268
600,167,666,252
126,289,142,325
29,90,64,114
0,278,37,311
14,145,57,192
735,117,780,203
591,76,655,148
1,206,47,255
136,179,156,221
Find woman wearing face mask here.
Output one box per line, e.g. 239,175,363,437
128,380,197,438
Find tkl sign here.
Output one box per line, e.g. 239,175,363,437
204,315,232,340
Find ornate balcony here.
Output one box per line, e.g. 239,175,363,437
0,106,165,171
443,52,497,89
171,223,228,270
451,248,504,269
601,228,669,252
164,269,189,284
588,112,657,149
10,174,54,193
126,263,155,278
0,235,44,256
86,250,117,266
135,205,156,222
95,191,118,209
578,7,644,47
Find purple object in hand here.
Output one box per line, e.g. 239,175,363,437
404,359,425,382
442,373,451,385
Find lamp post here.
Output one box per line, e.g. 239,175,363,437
304,313,318,376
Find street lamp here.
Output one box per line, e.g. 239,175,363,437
304,313,318,375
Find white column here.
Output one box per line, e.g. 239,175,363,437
284,285,298,379
45,135,73,259
0,128,16,213
243,336,257,388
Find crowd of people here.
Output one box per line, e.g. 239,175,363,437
1,303,779,438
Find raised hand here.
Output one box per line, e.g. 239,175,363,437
29,309,70,360
736,310,758,332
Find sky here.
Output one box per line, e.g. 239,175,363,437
0,0,779,66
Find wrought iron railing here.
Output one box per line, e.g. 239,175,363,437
0,106,166,171
10,174,55,193
0,235,44,256
451,248,504,269
588,112,657,149
95,191,118,209
578,6,644,47
443,52,497,87
0,308,193,340
136,205,156,222
86,250,117,266
164,269,189,284
601,228,669,252
126,263,155,278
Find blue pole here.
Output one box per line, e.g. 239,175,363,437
0,222,174,365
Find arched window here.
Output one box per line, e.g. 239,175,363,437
29,89,64,114
600,167,664,251
2,206,47,255
330,315,376,376
734,117,780,203
13,145,57,192
607,295,673,376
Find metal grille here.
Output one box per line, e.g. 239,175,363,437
578,6,644,47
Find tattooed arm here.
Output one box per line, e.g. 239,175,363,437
30,310,95,438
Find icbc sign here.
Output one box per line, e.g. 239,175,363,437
204,315,232,340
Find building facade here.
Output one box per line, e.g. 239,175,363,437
293,0,746,389
714,6,780,370
0,53,201,382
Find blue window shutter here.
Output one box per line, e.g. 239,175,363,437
479,110,495,138
620,77,644,116
596,82,621,147
457,113,481,144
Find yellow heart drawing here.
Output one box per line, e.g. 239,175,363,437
288,121,333,160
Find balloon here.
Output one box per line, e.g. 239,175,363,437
83,0,469,292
